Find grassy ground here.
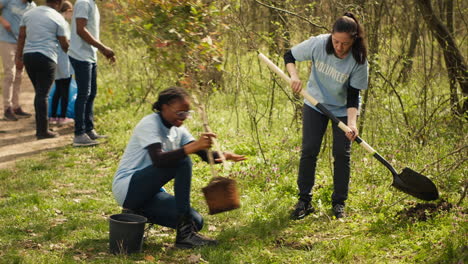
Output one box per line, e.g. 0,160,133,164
0,36,466,263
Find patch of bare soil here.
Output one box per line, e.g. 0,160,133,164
0,78,74,169
396,199,453,222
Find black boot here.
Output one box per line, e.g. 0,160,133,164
175,214,218,249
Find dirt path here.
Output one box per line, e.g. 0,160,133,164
0,78,74,169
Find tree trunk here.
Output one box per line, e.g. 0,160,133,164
444,0,458,115
397,19,419,84
415,0,468,116
359,0,385,135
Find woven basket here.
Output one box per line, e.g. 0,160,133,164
194,97,241,215
202,176,240,215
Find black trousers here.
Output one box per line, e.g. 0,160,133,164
51,77,72,118
123,157,203,230
23,52,56,136
297,104,352,206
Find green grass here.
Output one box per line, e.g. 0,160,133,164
0,36,466,263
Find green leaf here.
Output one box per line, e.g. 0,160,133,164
143,23,153,30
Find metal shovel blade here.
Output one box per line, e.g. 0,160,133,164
392,167,439,201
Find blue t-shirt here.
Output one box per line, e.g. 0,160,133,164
69,0,99,63
292,34,369,117
0,0,35,43
20,6,67,63
55,21,73,80
112,113,195,206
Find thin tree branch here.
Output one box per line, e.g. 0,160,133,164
421,145,468,173
253,0,329,31
376,71,411,130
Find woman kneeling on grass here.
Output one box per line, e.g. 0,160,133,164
112,86,246,249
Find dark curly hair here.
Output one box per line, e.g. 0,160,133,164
152,86,190,112
326,12,367,64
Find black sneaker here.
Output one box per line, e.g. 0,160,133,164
290,200,314,220
332,204,345,219
13,107,32,118
36,130,59,140
4,107,18,121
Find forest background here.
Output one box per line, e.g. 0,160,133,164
0,0,466,263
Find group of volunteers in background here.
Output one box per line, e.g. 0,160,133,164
1,1,368,250
0,0,114,146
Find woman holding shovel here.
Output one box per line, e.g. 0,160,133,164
285,12,368,219
112,86,246,249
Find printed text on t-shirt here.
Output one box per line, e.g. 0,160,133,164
315,60,349,84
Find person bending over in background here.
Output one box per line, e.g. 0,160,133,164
49,0,74,126
113,87,246,249
15,0,68,139
0,0,35,121
69,0,115,147
285,12,369,219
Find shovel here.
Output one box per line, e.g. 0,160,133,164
258,52,439,201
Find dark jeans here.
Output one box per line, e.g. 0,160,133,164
123,157,203,230
69,56,96,135
298,105,352,206
51,76,71,118
23,52,56,135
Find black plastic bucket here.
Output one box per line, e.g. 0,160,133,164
109,213,147,255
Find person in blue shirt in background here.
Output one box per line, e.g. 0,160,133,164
69,0,115,147
49,0,74,126
285,12,369,219
0,0,35,121
15,0,69,139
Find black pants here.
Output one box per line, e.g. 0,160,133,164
51,77,71,118
23,53,56,136
123,157,203,230
69,57,96,135
297,105,352,206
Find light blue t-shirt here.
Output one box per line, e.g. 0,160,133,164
68,0,99,63
113,113,195,206
0,0,35,43
20,6,67,63
55,21,73,80
292,33,369,117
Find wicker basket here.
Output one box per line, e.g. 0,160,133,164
202,176,240,215
195,98,241,215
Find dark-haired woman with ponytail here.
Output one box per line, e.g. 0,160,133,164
285,12,368,220
112,86,246,249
